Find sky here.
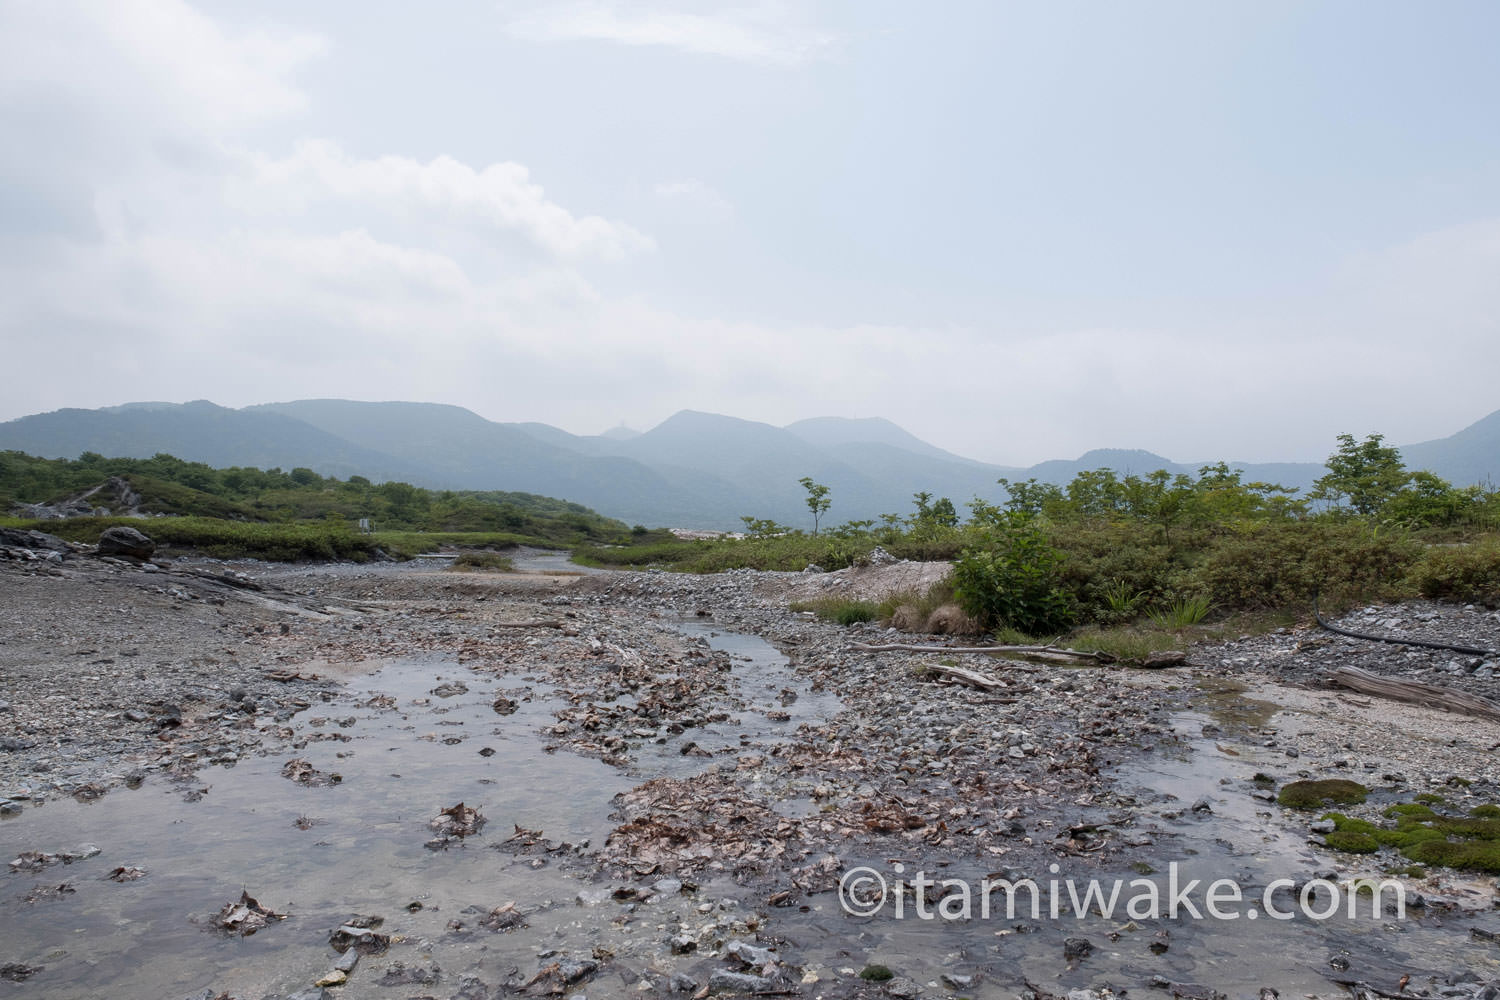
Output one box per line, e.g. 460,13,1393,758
1,0,1498,466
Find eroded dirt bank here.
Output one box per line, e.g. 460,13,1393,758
2,550,1499,1000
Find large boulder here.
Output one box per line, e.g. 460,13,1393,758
97,525,155,560
0,528,70,552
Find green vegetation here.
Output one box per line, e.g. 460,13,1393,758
951,509,1074,635
1145,595,1214,629
1325,830,1380,853
577,434,1500,645
1,450,631,560
448,551,517,572
1277,779,1370,809
1317,804,1500,875
858,966,894,982
788,597,879,625
1408,539,1500,605
798,477,832,536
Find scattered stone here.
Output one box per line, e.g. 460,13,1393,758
378,961,441,986
329,915,389,954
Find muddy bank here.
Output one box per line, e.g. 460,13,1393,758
2,554,1499,999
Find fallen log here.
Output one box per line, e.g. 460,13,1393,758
851,641,1113,664
921,661,1007,690
1328,665,1500,722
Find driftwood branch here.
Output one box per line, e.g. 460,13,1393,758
490,621,566,629
851,641,1113,664
1328,665,1500,722
922,662,1007,690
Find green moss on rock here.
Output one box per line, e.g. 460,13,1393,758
1277,779,1369,809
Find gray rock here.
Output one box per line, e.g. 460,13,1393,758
0,528,70,552
725,939,775,968
1063,936,1093,960
885,978,922,999
97,526,155,560
1310,819,1337,834
284,990,330,1000
708,970,775,994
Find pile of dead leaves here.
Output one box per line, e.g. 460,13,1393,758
426,802,486,848
602,774,804,877
280,758,341,787
210,891,285,936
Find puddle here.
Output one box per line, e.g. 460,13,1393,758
0,660,636,1000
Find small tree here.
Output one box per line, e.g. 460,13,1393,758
798,477,832,535
1311,433,1410,516
951,511,1074,635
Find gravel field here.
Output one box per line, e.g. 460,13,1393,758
3,543,1500,999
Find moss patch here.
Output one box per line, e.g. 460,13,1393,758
1403,839,1500,874
859,965,894,982
1325,830,1379,854
1306,799,1500,874
1277,779,1369,809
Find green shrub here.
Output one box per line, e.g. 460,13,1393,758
1408,539,1500,605
788,598,879,625
1188,521,1421,612
951,514,1075,635
1049,521,1180,619
449,551,516,572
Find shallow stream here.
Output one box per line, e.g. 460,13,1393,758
3,632,1498,999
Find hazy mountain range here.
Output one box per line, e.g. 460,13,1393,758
2,400,1496,529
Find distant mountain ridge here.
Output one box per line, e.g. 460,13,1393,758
1,399,1496,529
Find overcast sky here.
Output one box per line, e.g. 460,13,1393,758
2,1,1497,465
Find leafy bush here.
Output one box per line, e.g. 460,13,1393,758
1408,539,1500,606
449,551,516,572
1187,521,1421,612
951,513,1075,635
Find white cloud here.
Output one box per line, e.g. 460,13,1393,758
0,0,323,131
502,1,839,65
245,141,653,260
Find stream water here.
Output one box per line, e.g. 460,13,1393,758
3,632,1498,999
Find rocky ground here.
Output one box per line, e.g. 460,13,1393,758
3,539,1500,999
